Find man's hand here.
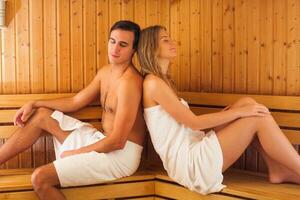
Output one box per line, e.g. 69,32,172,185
13,101,35,128
60,149,82,158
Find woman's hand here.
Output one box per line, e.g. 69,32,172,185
13,101,35,128
236,104,270,118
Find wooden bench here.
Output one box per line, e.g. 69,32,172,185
0,92,299,199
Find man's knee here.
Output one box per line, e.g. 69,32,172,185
31,166,48,191
32,107,53,124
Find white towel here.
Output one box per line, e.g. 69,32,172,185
51,110,143,187
144,99,225,195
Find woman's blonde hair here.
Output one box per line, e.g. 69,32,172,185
137,25,176,91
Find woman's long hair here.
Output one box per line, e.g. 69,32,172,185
137,25,176,91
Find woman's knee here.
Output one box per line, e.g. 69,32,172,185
236,97,257,106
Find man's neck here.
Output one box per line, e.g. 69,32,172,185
110,61,132,75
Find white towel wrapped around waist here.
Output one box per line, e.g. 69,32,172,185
51,110,143,187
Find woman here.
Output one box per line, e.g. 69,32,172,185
137,25,300,195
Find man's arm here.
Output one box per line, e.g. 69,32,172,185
14,69,103,127
61,78,142,156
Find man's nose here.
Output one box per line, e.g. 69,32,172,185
112,44,120,53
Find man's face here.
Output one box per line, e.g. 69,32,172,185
108,29,135,65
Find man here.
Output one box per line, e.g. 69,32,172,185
0,20,146,200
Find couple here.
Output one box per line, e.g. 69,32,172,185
1,20,299,199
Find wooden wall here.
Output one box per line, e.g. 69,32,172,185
0,0,300,171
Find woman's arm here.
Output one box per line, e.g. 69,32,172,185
144,75,269,131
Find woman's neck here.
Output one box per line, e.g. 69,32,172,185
157,58,169,75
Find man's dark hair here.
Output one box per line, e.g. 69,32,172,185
110,20,140,50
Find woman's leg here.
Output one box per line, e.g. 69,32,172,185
252,138,300,183
0,108,71,165
216,97,300,183
216,115,300,183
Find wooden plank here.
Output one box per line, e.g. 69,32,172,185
286,0,300,96
189,0,200,91
83,0,97,87
15,0,30,94
44,0,57,93
234,0,247,93
188,106,300,129
211,0,223,92
0,122,102,139
29,0,44,93
259,0,274,95
2,0,16,94
222,0,234,93
273,0,287,95
200,0,212,92
178,92,300,111
134,0,146,29
155,181,241,200
246,0,260,94
0,171,155,192
71,0,83,92
158,0,170,30
223,170,300,200
0,107,102,123
0,93,76,108
0,181,154,200
29,0,45,169
146,0,158,26
96,0,109,70
109,0,121,26
122,0,134,20
57,0,71,92
169,0,180,88
178,0,190,91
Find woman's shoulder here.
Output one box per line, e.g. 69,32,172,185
143,74,167,89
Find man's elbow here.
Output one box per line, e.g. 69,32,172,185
113,140,126,150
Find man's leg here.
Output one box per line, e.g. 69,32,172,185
31,163,65,200
0,107,70,164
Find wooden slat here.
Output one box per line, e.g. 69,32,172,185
188,106,300,129
200,0,212,92
222,0,234,93
169,0,180,88
71,0,83,92
234,0,247,93
44,0,57,93
259,0,273,95
15,0,30,94
96,0,109,70
0,170,155,192
155,181,241,200
0,107,102,124
273,0,287,96
0,181,154,200
286,0,300,96
179,92,300,111
246,0,260,94
2,0,16,94
0,122,102,139
178,0,190,91
190,0,200,91
29,0,44,93
83,0,97,87
223,170,300,200
211,0,223,92
57,0,71,93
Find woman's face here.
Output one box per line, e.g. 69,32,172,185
157,29,176,60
